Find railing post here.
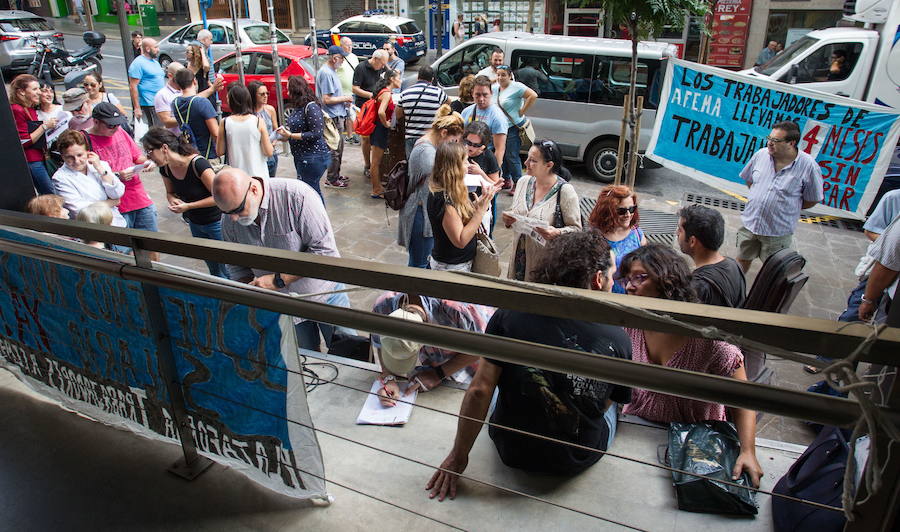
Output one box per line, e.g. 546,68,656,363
132,243,213,480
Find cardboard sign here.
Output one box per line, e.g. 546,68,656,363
647,59,900,219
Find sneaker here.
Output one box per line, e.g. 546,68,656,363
324,179,349,188
351,134,362,144
363,167,371,179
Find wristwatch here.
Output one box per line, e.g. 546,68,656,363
273,273,286,288
860,296,878,305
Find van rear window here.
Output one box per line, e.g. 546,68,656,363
0,18,54,32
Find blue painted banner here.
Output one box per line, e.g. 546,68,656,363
0,229,326,500
647,58,900,219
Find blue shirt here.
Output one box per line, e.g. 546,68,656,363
461,103,509,136
740,148,824,237
864,189,900,234
493,81,528,126
172,96,218,158
128,55,165,107
315,64,347,118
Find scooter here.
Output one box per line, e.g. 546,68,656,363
27,31,105,83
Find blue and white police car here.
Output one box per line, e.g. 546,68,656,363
308,11,427,64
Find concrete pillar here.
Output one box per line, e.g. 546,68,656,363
189,0,201,23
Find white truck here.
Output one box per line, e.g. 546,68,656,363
740,0,899,109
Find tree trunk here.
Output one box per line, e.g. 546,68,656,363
625,23,639,187
527,0,536,32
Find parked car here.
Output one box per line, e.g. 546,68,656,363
213,45,326,113
431,33,675,182
306,11,426,64
0,10,63,73
158,18,292,69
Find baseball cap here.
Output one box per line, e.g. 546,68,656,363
328,45,348,57
61,87,88,112
91,102,128,127
378,307,424,377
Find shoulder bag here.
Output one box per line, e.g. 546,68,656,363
472,227,501,276
496,88,536,147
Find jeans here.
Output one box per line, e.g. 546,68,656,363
294,152,331,204
502,124,523,183
293,286,356,352
838,279,867,322
140,106,159,127
604,401,619,450
122,204,159,232
188,219,229,279
407,205,434,268
28,160,54,195
266,155,278,177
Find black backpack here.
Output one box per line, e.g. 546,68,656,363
384,160,422,211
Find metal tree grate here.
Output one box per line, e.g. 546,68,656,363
683,192,745,212
580,198,678,247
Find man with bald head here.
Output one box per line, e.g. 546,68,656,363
155,61,185,133
128,38,165,126
212,168,355,351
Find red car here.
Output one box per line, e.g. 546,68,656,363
214,45,327,113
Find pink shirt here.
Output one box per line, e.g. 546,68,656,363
88,127,152,213
623,329,743,423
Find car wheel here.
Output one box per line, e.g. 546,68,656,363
159,55,172,69
585,139,623,183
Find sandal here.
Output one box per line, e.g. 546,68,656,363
370,193,384,199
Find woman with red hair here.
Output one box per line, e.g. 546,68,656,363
588,185,647,293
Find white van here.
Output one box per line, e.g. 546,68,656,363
431,32,677,181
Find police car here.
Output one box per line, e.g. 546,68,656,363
308,11,427,64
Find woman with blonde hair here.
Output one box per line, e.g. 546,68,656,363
427,142,499,271
400,104,465,268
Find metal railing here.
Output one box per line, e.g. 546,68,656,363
1,209,898,530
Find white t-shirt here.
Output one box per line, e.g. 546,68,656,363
154,83,182,134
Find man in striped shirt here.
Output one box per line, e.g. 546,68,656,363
736,120,824,272
397,66,448,157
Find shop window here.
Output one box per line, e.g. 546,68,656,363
435,43,496,87
511,51,595,103
782,42,863,84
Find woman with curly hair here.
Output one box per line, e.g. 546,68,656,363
276,76,331,202
617,243,764,488
450,74,476,114
588,184,647,293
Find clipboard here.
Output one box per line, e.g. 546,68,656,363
26,119,47,151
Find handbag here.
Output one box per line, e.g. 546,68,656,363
771,426,849,532
132,115,149,142
667,421,758,515
323,115,341,151
472,230,501,276
496,92,536,147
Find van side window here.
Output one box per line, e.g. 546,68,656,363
779,42,863,84
593,57,661,109
436,43,496,86
511,51,594,103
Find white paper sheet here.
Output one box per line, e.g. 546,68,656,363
356,379,418,426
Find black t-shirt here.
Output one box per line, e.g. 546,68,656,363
450,99,471,114
469,149,500,177
160,156,222,225
691,257,747,308
352,60,386,107
427,191,476,264
485,309,632,475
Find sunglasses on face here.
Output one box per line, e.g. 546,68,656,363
621,273,649,287
616,205,637,215
223,183,252,215
465,139,484,148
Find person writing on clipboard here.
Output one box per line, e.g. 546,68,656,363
372,293,495,407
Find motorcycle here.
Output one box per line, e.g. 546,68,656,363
27,31,105,83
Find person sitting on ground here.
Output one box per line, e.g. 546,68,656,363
427,142,499,271
503,139,581,281
677,204,746,307
401,105,464,269
372,292,496,406
76,201,115,249
588,185,646,293
25,194,69,219
172,68,219,159
618,243,763,488
426,231,630,501
51,129,126,227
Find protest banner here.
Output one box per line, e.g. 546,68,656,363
0,228,327,501
646,58,900,219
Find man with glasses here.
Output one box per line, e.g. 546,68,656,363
86,102,159,258
461,75,508,172
212,168,355,352
736,121,823,272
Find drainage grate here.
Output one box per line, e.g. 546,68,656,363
580,198,677,246
683,192,745,212
798,215,864,232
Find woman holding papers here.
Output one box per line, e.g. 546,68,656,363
427,142,499,271
10,74,59,195
502,139,581,281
